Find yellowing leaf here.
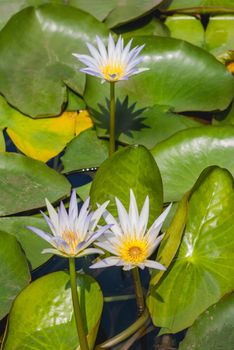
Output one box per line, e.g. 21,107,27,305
0,96,93,162
75,110,93,135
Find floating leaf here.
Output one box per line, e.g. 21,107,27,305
62,129,108,173
0,152,70,216
2,272,103,350
90,145,163,226
147,167,234,333
0,3,109,117
94,103,202,149
70,0,164,28
165,15,204,47
205,15,234,56
162,0,234,12
66,89,86,111
85,36,234,118
0,216,52,269
179,293,234,350
151,126,234,202
0,96,93,161
0,232,30,320
116,17,169,37
76,182,92,201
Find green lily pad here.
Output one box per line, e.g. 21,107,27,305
84,36,234,118
0,0,61,31
147,166,234,333
179,293,234,350
0,216,52,270
116,17,169,37
205,15,234,56
69,0,164,28
162,0,234,11
0,152,70,216
0,231,30,320
151,126,234,202
2,272,103,350
76,182,92,201
94,104,202,149
0,3,109,117
90,145,163,226
62,129,108,173
165,15,204,47
67,89,86,111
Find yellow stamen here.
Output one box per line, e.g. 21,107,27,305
62,230,79,255
118,238,148,264
101,63,125,81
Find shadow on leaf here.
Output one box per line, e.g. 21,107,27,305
90,96,148,139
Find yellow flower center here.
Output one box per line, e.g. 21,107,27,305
62,230,79,255
101,63,125,81
119,238,148,264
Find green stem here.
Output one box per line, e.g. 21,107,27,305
109,81,116,157
69,258,89,350
132,268,145,316
95,308,149,349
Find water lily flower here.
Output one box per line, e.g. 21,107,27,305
73,33,149,83
90,190,172,271
27,190,110,258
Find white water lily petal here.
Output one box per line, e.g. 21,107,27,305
138,196,149,237
147,204,172,239
102,209,122,236
42,248,67,257
76,224,111,253
89,201,109,231
96,35,108,63
77,248,104,258
69,189,78,221
72,54,100,69
129,189,139,234
27,226,52,244
95,241,118,255
90,256,121,269
144,260,166,270
40,211,57,236
115,197,130,234
93,190,171,271
73,33,148,82
45,198,59,232
86,42,102,64
27,192,110,258
58,200,70,232
148,233,165,256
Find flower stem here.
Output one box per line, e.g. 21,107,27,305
95,308,150,349
109,81,116,157
69,258,89,350
132,267,145,316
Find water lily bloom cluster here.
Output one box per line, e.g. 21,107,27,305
73,33,149,82
27,190,110,258
90,190,172,271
